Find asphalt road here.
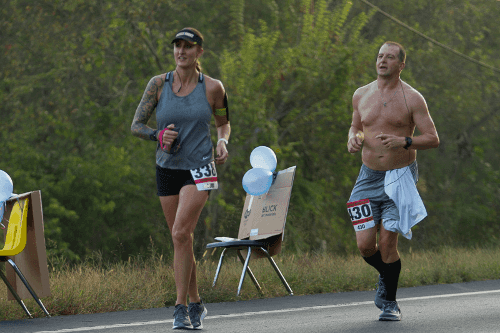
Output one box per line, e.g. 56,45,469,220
1,279,499,333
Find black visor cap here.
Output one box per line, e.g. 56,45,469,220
171,29,203,47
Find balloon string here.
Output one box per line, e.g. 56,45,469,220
0,201,5,229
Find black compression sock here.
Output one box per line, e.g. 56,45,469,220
383,259,401,301
362,250,385,277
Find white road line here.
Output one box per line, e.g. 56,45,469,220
34,289,500,333
34,321,173,333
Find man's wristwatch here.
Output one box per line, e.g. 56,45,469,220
403,137,412,150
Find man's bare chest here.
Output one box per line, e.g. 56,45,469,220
358,92,412,129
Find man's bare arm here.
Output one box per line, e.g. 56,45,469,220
408,91,439,150
347,89,364,153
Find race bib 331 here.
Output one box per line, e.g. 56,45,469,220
347,199,375,232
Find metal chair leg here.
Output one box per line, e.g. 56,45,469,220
6,259,51,317
0,268,33,318
212,248,227,287
260,247,294,296
237,247,252,296
236,250,262,293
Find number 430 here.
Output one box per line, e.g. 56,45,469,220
348,203,372,221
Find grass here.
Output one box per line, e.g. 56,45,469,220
1,246,499,321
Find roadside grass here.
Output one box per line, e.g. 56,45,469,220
1,246,499,321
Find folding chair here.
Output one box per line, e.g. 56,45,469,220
0,198,51,318
206,166,296,297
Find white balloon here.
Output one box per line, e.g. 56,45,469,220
250,146,277,172
242,168,273,196
0,170,13,202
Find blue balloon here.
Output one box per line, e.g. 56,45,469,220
250,146,277,172
0,170,13,203
242,168,273,196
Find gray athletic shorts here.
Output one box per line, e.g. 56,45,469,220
347,162,418,225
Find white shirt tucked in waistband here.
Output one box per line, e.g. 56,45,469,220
383,165,427,240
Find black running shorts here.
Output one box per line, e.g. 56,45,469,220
156,164,211,196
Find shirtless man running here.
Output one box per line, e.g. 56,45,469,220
347,41,439,321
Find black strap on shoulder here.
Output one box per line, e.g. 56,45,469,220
223,92,229,121
166,71,202,82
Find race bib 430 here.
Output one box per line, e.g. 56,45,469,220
347,199,375,232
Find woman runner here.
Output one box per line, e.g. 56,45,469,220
131,27,230,330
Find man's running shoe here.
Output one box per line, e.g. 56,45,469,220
188,299,208,330
374,275,387,310
379,301,402,321
173,304,193,330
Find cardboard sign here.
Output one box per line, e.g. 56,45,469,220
237,166,296,256
2,191,51,300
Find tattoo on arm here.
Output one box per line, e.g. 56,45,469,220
130,77,162,140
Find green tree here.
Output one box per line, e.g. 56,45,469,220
207,0,381,254
1,0,497,263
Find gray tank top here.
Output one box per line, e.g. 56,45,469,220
155,72,213,170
